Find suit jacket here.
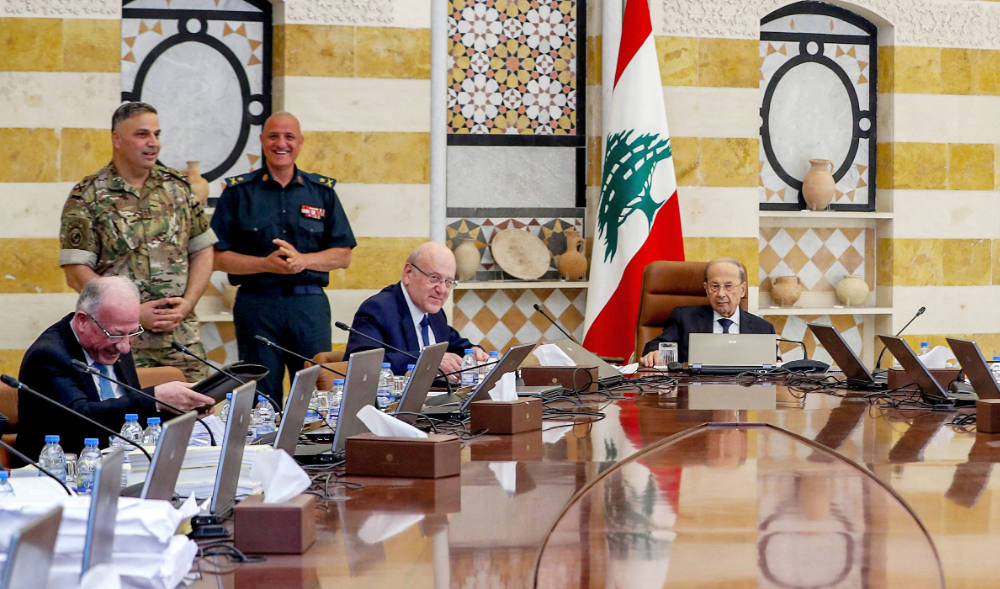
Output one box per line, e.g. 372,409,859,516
344,283,478,374
642,305,776,363
13,313,157,462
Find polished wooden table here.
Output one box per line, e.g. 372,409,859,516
189,375,996,588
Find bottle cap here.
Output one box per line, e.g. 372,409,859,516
148,417,161,425
381,362,391,368
0,471,8,479
334,378,345,385
489,351,499,357
125,413,138,421
226,393,233,400
44,434,59,443
407,364,416,370
84,438,99,446
993,356,1000,362
920,342,929,346
465,348,473,354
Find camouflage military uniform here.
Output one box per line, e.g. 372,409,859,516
59,162,217,380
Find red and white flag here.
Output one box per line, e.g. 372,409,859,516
583,0,685,360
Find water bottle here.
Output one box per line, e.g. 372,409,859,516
329,379,344,430
254,396,276,437
116,414,142,488
218,392,233,424
305,388,325,424
404,364,416,388
76,438,101,495
460,349,478,387
991,356,1000,384
376,363,394,409
141,417,162,446
0,471,13,499
919,342,930,357
480,350,499,381
38,435,66,483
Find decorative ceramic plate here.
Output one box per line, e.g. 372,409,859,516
490,229,551,280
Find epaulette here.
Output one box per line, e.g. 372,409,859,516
160,165,190,184
223,172,256,188
303,171,337,189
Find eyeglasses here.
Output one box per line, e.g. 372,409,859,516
707,282,744,294
86,313,144,340
409,262,458,289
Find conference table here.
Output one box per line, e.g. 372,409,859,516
188,373,997,588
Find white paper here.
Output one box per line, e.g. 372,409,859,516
532,343,576,367
188,414,225,447
80,563,122,589
487,372,518,401
616,363,639,375
250,447,310,504
488,461,517,495
357,404,428,439
920,345,955,369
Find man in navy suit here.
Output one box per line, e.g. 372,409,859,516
14,276,213,460
640,258,775,366
345,242,489,375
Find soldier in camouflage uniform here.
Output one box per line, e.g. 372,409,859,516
59,102,216,380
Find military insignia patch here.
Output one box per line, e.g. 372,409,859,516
301,205,325,220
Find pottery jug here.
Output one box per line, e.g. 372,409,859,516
185,160,210,203
835,275,869,306
453,239,481,281
771,276,804,306
802,158,835,210
556,228,588,280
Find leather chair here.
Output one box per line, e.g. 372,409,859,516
633,261,748,361
312,350,347,391
0,382,17,468
136,365,185,388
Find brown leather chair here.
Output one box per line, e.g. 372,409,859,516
0,382,17,468
312,350,347,391
633,261,748,361
136,365,186,388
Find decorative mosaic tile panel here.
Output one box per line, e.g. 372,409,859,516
759,226,873,292
447,216,584,279
447,0,578,135
766,314,864,363
452,288,587,353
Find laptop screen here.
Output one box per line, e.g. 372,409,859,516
210,382,255,516
82,448,123,575
395,342,448,423
333,348,384,455
2,505,62,589
878,336,949,403
808,323,874,381
460,344,535,411
273,364,322,456
141,411,197,501
688,333,777,367
947,337,1000,400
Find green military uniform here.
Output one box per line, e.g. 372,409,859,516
59,162,217,380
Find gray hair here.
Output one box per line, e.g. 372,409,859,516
112,102,157,130
76,276,141,315
704,257,747,284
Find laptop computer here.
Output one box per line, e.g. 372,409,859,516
137,411,197,500
209,381,255,517
547,338,624,386
393,342,448,425
946,338,1000,400
878,335,976,406
82,448,123,576
252,364,321,454
808,322,886,389
294,348,384,464
0,505,62,589
422,343,535,419
687,333,778,374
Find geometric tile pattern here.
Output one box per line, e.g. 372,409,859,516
447,0,578,135
452,287,587,353
759,226,873,293
447,216,584,279
765,314,864,363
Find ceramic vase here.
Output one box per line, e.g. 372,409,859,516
802,158,835,211
185,160,210,203
556,228,588,280
453,240,481,281
835,275,869,306
771,276,804,306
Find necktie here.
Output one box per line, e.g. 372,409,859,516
718,318,734,334
93,362,115,401
419,314,431,348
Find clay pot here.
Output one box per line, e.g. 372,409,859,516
220,282,237,310
835,275,869,306
185,160,210,203
556,228,588,280
802,158,835,210
453,239,481,281
771,276,804,306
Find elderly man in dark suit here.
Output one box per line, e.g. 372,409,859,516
14,276,213,461
640,258,775,366
345,242,489,375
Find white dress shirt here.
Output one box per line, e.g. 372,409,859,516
400,284,436,349
712,310,741,334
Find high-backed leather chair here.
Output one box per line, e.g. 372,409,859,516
136,366,185,388
633,260,748,361
312,350,347,391
0,382,17,468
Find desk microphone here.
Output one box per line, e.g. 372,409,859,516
531,303,580,344
71,359,216,447
0,374,151,463
334,321,454,394
777,337,829,374
254,335,346,377
169,342,281,412
0,435,72,496
875,306,926,371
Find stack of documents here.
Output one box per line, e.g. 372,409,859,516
125,444,266,499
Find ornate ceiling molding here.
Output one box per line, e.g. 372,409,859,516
0,0,118,18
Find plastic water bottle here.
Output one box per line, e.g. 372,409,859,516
115,414,142,488
919,342,930,357
480,350,499,381
253,396,276,438
404,364,416,386
376,363,394,409
76,438,101,495
0,471,13,499
305,388,324,424
990,356,1000,384
461,349,478,387
218,392,233,424
38,435,66,483
141,417,162,446
328,379,344,430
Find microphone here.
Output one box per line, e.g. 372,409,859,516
170,341,280,412
0,374,151,463
334,321,453,394
253,335,346,377
776,338,829,373
875,306,926,371
71,359,216,447
531,303,580,344
0,436,73,496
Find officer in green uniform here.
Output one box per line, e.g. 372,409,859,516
59,102,216,381
211,112,356,403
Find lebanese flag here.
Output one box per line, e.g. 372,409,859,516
583,0,684,360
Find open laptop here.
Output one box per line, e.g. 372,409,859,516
808,322,886,389
82,448,123,577
0,505,62,589
687,333,778,374
548,338,623,386
421,344,535,419
252,364,322,453
209,381,255,517
294,348,384,464
946,338,1000,400
135,411,197,500
878,335,976,406
393,343,448,425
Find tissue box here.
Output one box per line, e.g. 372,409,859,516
471,429,544,461
521,365,599,393
345,433,461,478
233,493,317,554
887,367,959,390
978,400,1000,433
470,398,542,434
